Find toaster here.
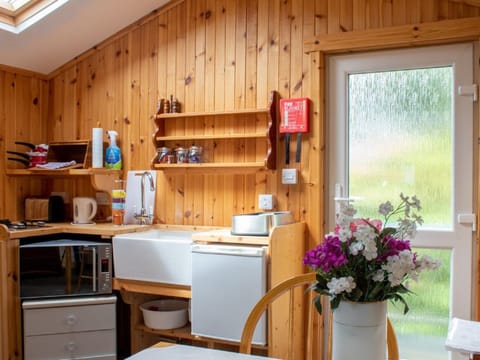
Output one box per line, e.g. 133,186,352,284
24,196,65,222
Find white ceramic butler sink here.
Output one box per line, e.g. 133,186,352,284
112,230,194,286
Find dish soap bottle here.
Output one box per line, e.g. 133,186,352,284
105,130,122,169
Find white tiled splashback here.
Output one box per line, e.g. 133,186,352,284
124,170,157,224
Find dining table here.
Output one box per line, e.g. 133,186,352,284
125,342,282,359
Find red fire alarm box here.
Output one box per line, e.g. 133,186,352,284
279,97,310,134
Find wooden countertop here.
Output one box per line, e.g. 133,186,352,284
191,228,270,245
3,222,152,239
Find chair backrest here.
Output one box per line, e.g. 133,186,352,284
239,272,399,360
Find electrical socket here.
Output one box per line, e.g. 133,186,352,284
259,194,273,210
282,168,298,184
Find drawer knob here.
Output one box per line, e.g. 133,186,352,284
65,341,77,352
65,314,77,326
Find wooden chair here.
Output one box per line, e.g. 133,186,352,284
239,272,399,360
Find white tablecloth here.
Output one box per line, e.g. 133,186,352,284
445,317,480,354
126,344,281,360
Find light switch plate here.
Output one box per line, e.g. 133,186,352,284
259,194,273,210
282,168,297,184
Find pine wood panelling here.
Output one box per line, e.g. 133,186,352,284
391,0,407,26
1,1,480,358
0,237,21,359
1,71,49,220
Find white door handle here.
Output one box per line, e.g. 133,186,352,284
457,213,476,231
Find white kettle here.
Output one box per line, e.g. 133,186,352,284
73,197,97,224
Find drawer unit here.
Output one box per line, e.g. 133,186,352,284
22,296,116,360
24,330,116,359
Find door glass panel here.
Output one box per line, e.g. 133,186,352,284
388,248,451,360
347,67,454,359
348,67,453,229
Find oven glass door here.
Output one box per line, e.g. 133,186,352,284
19,239,112,299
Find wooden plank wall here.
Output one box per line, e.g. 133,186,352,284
0,67,49,219
1,0,479,246
0,1,479,358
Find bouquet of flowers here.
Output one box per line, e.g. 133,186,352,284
303,193,441,314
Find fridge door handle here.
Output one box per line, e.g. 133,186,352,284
191,245,266,257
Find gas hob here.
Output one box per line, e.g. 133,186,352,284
0,219,50,231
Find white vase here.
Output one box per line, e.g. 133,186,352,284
332,300,387,360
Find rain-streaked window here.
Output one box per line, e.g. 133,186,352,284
348,67,452,230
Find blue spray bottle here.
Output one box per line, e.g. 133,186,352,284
105,130,122,169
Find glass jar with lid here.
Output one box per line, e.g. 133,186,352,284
175,147,189,163
188,146,203,163
156,147,172,164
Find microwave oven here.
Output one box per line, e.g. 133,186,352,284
19,239,112,299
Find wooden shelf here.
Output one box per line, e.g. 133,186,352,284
155,107,270,119
139,324,268,352
152,162,272,174
151,90,278,172
5,168,120,177
5,168,122,194
113,278,191,298
155,133,266,141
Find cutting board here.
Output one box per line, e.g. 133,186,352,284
124,170,157,224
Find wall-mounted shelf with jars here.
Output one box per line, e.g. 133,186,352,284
151,91,278,174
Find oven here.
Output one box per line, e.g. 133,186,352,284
19,238,113,300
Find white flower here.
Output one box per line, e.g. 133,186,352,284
327,276,356,295
372,270,385,282
349,240,363,255
382,250,416,286
378,201,394,216
417,254,442,271
354,224,376,242
397,218,417,239
411,195,421,210
362,238,378,260
337,213,351,228
354,224,378,260
340,202,357,217
338,226,352,243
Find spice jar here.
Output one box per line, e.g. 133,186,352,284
156,147,172,164
171,97,180,113
163,99,170,114
175,147,189,163
188,146,202,163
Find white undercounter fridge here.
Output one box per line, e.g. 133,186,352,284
191,244,268,345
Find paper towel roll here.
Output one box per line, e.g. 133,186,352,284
92,128,103,168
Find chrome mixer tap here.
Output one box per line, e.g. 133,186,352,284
134,171,155,224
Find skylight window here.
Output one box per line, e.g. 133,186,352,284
0,0,70,34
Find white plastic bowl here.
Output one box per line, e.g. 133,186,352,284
140,299,189,330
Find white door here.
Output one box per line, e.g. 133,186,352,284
327,43,476,360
